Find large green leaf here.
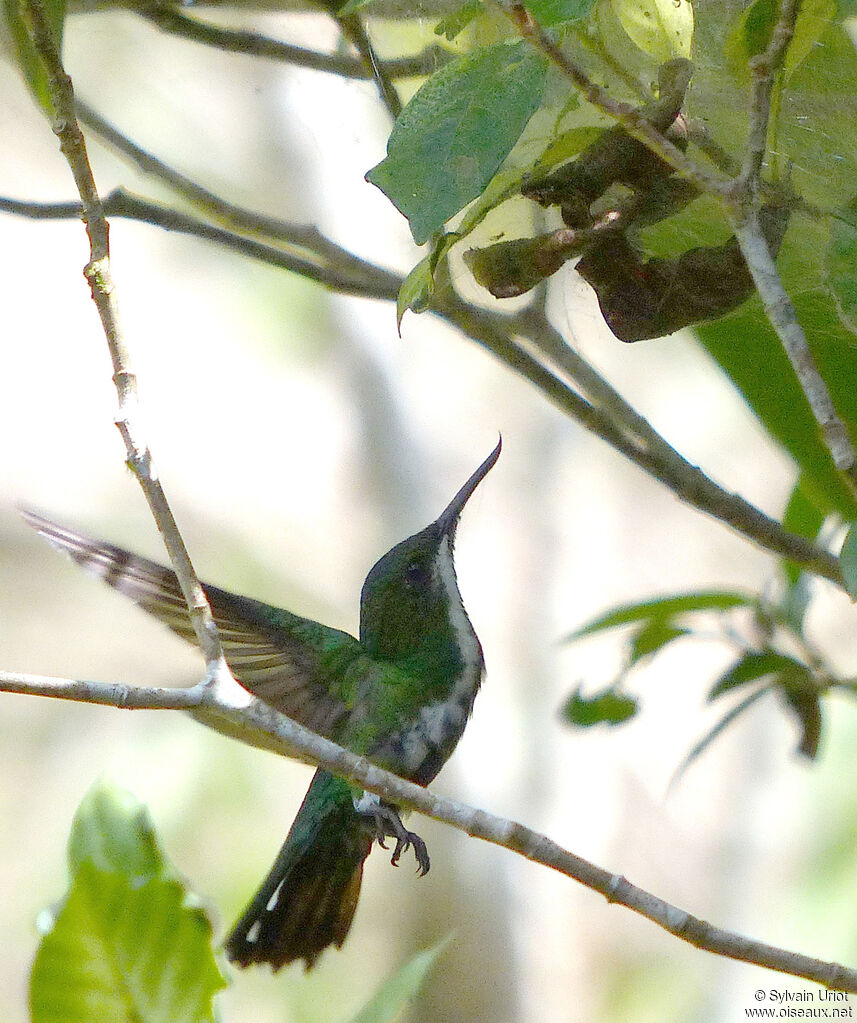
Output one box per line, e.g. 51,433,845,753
30,780,225,1023
366,41,547,245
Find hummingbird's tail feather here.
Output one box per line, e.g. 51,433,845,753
225,769,373,971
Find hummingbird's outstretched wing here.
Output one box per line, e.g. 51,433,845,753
21,509,357,738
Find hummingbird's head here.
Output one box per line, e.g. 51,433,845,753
359,438,501,662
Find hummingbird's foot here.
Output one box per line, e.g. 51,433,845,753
359,799,431,876
390,828,430,877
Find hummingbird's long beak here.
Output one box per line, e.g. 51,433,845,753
435,436,502,537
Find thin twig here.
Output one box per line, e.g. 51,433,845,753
75,100,378,269
333,8,403,118
137,4,446,81
738,0,800,191
433,291,845,586
730,214,857,491
21,0,228,677
2,667,856,990
725,0,857,492
0,190,403,300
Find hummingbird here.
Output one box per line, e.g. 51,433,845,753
22,438,500,970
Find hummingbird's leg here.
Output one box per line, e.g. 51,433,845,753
387,819,430,877
353,793,431,875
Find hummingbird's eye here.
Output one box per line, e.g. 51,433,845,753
405,560,429,587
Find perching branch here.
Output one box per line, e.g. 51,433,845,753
2,666,856,991
21,0,228,677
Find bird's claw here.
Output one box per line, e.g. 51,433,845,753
362,801,430,876
391,829,430,876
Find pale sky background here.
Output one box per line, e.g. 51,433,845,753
2,12,857,1023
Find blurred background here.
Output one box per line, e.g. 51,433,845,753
2,11,857,1023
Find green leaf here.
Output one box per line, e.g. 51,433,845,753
524,0,597,27
724,0,835,84
834,0,857,17
532,125,604,174
628,620,688,665
839,522,857,598
366,41,547,245
67,780,162,880
780,686,823,758
4,0,66,115
609,0,693,61
347,936,452,1023
30,781,225,1023
561,685,638,726
783,473,827,543
724,0,776,82
827,204,857,336
779,0,835,78
396,233,457,329
434,1,483,40
708,650,808,699
564,590,756,642
780,474,825,608
397,253,436,329
451,165,530,243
